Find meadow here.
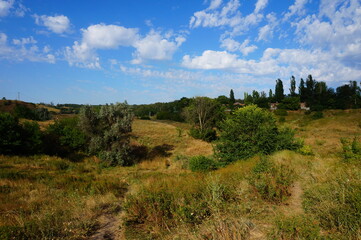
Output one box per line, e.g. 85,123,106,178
0,109,361,239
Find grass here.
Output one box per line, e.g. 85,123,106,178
1,110,361,239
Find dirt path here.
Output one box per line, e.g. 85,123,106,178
89,213,124,240
281,181,304,215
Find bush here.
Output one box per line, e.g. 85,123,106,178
189,156,216,172
341,137,361,162
215,105,301,164
0,113,22,154
297,145,314,156
189,127,217,142
269,215,321,239
79,102,134,166
311,111,323,120
44,117,86,156
274,109,288,116
249,157,295,203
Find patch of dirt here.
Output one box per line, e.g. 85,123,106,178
280,181,304,215
89,213,124,240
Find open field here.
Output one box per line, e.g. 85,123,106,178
1,110,361,239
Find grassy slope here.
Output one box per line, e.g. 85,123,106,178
1,110,361,239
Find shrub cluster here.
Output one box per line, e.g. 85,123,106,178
188,156,216,172
341,137,361,162
215,105,302,164
0,113,42,155
249,157,295,203
189,127,217,142
79,102,134,166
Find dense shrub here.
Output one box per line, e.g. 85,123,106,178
341,137,361,162
189,127,217,142
278,97,300,110
44,117,86,156
249,157,295,203
79,102,134,166
274,109,288,116
311,111,323,120
215,105,301,164
189,156,216,172
0,113,22,154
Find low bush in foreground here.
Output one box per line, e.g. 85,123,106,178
189,155,216,172
341,137,361,162
249,157,295,203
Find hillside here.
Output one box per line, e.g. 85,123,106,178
0,110,360,239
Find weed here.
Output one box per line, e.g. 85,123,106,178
189,156,216,172
269,214,321,240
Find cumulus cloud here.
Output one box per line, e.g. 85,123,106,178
132,30,185,64
65,23,185,68
220,38,257,55
257,13,277,41
0,32,55,63
0,0,13,17
283,0,308,20
34,14,71,34
254,0,268,13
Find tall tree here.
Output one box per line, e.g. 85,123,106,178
299,78,306,102
305,74,316,105
275,79,284,102
289,75,296,97
230,89,235,104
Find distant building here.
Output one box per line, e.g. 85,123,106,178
270,102,278,110
300,102,310,110
234,102,245,107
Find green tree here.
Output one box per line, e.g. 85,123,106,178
275,79,284,102
289,76,296,97
230,89,235,104
0,113,22,154
215,105,300,164
299,78,306,102
79,102,134,166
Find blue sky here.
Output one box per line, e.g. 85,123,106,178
0,0,360,104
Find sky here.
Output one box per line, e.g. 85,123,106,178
0,0,360,104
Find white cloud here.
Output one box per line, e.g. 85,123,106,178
0,32,55,63
0,0,13,17
82,24,139,49
257,13,277,41
182,47,361,82
255,0,268,14
208,0,223,10
220,38,257,55
65,24,185,68
284,0,308,20
132,30,185,64
34,14,71,34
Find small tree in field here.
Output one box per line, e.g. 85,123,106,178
215,105,300,164
79,102,134,166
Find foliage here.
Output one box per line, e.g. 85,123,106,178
189,156,216,172
214,105,301,164
311,111,324,120
278,97,300,110
249,157,295,203
341,137,361,162
297,145,314,156
21,121,43,154
44,117,86,156
269,215,321,240
274,109,288,116
275,78,284,102
79,102,134,166
189,127,217,142
0,113,22,154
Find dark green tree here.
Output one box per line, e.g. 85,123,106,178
299,78,306,102
289,76,296,97
275,79,284,102
230,89,235,104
